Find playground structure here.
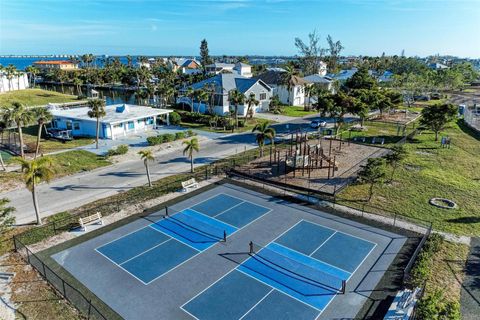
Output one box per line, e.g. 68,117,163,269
236,130,389,195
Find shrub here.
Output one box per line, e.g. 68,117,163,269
175,132,185,140
186,129,195,137
409,234,445,287
169,111,181,125
416,290,461,320
107,144,129,157
238,119,245,127
163,133,175,142
147,136,162,146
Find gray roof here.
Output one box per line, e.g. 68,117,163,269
51,104,172,125
255,71,308,86
206,62,235,69
303,74,332,84
189,74,271,94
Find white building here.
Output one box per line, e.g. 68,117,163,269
50,104,173,140
256,71,308,106
205,62,253,78
0,72,29,93
177,73,272,116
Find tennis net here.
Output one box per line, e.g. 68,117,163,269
165,207,226,242
249,242,346,294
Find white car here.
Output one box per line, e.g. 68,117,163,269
310,120,327,129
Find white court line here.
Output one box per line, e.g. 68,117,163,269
238,289,274,320
95,224,153,252
236,269,323,313
187,208,238,230
148,225,201,253
303,219,377,247
95,248,150,285
309,232,337,257
119,238,172,266
217,192,272,213
212,200,246,217
346,242,378,282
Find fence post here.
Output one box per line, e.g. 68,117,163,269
62,278,67,296
87,299,92,320
393,213,397,227
12,235,17,252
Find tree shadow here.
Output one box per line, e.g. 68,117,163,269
457,119,480,141
446,217,480,224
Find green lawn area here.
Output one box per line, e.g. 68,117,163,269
0,88,79,107
281,105,318,117
1,150,111,191
181,117,274,133
338,120,415,146
337,120,480,236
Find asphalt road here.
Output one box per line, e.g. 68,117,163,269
2,115,330,225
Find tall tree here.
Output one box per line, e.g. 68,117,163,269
420,104,457,141
138,150,154,187
1,102,34,158
15,156,54,225
245,92,259,120
385,145,407,182
345,67,377,90
229,89,245,129
5,64,17,91
25,66,39,88
252,121,276,157
200,39,211,74
87,98,106,149
195,89,209,113
294,30,326,75
183,138,199,173
186,87,195,112
32,107,53,158
357,158,387,203
326,35,344,73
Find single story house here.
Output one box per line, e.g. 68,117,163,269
255,70,308,106
177,73,272,116
50,104,173,140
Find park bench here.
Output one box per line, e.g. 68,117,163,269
181,178,198,192
79,212,103,231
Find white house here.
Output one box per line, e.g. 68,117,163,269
177,73,272,116
256,70,308,106
205,62,253,78
0,72,29,93
50,104,173,140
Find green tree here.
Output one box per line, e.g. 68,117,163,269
195,89,209,113
0,198,15,250
269,95,282,114
326,35,344,73
25,65,39,88
245,92,259,120
87,98,106,149
345,67,377,90
420,104,457,141
200,39,211,74
32,107,53,158
384,145,407,182
15,156,54,225
252,121,276,157
183,137,199,173
294,30,325,75
357,157,387,202
229,89,245,129
138,150,154,187
185,87,195,112
1,102,34,158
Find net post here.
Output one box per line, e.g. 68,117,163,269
165,206,169,217
223,230,227,242
249,241,253,254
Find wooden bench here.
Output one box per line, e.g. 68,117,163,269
181,178,198,192
79,212,103,231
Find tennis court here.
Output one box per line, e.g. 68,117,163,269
182,220,376,319
51,183,407,320
95,194,270,284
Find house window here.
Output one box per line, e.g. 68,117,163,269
73,122,80,130
146,117,154,125
66,121,72,130
127,121,135,130
259,93,267,100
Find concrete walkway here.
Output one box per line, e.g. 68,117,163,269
460,237,480,319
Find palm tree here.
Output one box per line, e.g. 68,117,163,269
252,121,276,157
196,89,209,113
183,138,199,173
25,66,39,88
304,85,313,111
245,92,259,120
32,107,53,158
138,150,154,187
87,99,106,149
73,77,83,96
1,102,34,158
282,65,297,105
15,156,54,225
5,65,17,91
186,87,195,112
229,89,245,129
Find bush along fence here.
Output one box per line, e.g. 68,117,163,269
147,129,196,146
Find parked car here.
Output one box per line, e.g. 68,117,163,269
310,120,327,129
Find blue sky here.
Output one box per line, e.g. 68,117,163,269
1,0,479,57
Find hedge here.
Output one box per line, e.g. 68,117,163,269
147,130,196,146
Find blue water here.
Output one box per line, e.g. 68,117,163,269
0,56,140,70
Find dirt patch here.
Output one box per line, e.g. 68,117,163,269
371,110,420,124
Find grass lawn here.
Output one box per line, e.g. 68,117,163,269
181,117,274,134
1,150,111,192
0,88,79,107
337,120,480,236
281,105,318,117
338,120,414,146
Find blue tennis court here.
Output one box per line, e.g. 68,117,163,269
96,193,271,284
182,220,377,319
